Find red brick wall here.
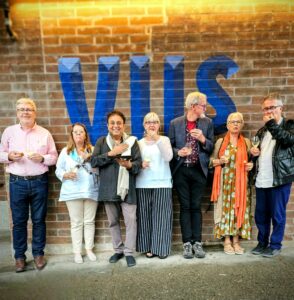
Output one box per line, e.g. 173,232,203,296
0,0,293,247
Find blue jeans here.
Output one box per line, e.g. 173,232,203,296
255,183,292,250
9,173,48,259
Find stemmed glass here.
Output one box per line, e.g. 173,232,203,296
251,136,260,148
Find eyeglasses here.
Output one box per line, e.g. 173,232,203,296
72,130,85,135
17,108,35,112
109,121,123,126
196,104,207,110
262,105,281,112
145,121,159,125
228,120,242,125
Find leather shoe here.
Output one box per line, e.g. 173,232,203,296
126,255,136,267
109,253,124,263
34,256,47,270
15,258,26,273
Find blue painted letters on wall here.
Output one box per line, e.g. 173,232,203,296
59,55,238,144
197,55,239,135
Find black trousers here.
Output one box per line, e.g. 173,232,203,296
173,164,206,243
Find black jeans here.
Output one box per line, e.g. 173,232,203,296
173,164,206,243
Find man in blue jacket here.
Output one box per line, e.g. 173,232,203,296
169,92,214,259
251,93,294,257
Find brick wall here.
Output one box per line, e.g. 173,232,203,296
0,0,293,249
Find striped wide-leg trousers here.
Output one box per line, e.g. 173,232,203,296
136,188,173,256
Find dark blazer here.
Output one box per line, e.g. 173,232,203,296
91,136,142,204
168,115,214,177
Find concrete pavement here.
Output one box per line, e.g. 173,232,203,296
0,230,294,300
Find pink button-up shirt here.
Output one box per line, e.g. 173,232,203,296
0,123,58,176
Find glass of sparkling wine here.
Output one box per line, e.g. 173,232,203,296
251,136,260,148
185,142,192,155
224,149,230,164
144,155,151,167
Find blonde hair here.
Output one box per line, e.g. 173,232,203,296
227,112,244,124
185,92,207,109
143,112,160,126
16,98,37,111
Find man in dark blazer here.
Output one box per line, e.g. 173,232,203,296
169,92,214,259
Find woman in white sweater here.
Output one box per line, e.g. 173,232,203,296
55,123,99,264
136,112,173,259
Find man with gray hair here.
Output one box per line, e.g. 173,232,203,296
0,98,58,272
251,93,294,257
168,91,214,258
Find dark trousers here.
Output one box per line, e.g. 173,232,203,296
255,183,291,250
9,173,48,259
173,165,206,243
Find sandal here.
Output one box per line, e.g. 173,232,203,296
233,242,244,255
224,242,235,255
145,252,157,258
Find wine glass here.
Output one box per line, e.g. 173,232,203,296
223,149,230,164
251,136,260,148
143,155,151,168
184,142,192,155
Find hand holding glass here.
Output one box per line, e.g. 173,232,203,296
143,155,151,168
184,142,192,155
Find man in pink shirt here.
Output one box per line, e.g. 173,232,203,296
0,98,58,272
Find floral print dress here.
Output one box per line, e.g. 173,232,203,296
214,143,251,239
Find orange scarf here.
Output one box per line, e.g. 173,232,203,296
211,132,248,229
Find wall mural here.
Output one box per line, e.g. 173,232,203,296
58,55,238,144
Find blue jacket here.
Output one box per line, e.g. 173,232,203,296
168,115,214,177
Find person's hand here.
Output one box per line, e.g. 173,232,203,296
116,158,132,169
27,152,44,163
245,161,254,172
190,129,205,144
219,155,229,164
263,112,278,123
178,147,190,157
109,143,129,156
250,147,260,157
63,171,77,180
146,130,160,141
8,151,24,161
212,156,228,167
142,160,150,169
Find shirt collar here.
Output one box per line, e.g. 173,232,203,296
18,122,37,131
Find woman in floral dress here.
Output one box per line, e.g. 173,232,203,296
210,112,253,255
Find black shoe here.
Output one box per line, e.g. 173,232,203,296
126,255,136,267
251,243,267,255
158,255,168,259
262,247,281,258
109,253,124,263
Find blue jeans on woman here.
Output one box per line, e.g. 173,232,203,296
9,173,48,259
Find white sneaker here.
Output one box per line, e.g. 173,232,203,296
74,253,83,264
86,250,97,262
